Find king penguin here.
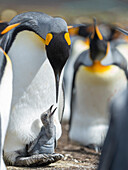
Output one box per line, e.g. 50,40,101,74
0,48,13,170
98,87,128,170
98,27,128,170
68,19,128,150
0,12,71,166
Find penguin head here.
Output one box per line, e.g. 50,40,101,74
89,19,109,62
41,105,57,126
45,31,71,76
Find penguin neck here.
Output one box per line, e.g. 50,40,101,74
85,60,112,73
54,70,61,103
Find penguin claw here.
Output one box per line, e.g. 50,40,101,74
15,153,64,167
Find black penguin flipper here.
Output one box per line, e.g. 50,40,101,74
101,47,128,79
0,12,68,53
115,27,128,36
69,50,93,131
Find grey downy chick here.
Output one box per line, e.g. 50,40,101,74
27,105,56,155
14,105,63,167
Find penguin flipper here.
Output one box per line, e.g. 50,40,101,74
15,153,64,167
116,27,128,36
101,48,128,79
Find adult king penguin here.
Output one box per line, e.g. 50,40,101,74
63,22,128,121
98,87,128,170
69,19,128,150
98,27,128,170
0,48,13,170
0,12,71,166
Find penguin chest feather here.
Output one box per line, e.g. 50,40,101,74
0,49,13,170
0,53,13,146
70,64,127,146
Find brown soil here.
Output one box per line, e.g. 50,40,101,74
7,123,100,170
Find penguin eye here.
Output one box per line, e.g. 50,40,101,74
64,32,71,45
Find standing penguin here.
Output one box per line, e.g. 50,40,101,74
69,19,128,149
98,87,128,170
0,48,13,170
98,27,128,170
0,12,71,166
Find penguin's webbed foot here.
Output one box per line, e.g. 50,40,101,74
15,153,64,167
87,144,102,153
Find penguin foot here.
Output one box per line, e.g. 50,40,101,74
87,144,102,153
15,153,64,167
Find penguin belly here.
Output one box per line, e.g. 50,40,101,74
0,50,13,169
63,38,89,121
4,31,62,165
69,65,127,147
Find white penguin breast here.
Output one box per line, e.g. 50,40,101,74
0,57,13,147
8,31,46,106
76,66,126,120
70,65,127,146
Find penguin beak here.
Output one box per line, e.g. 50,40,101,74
49,105,57,117
1,23,20,34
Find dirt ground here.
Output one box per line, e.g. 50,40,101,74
7,123,100,170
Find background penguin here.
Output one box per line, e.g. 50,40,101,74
0,11,71,166
68,19,128,150
98,87,128,170
0,48,13,170
63,22,128,121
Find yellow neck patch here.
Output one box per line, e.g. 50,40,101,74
85,60,112,73
0,47,11,63
84,38,90,47
64,32,71,45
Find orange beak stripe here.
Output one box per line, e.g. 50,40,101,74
96,26,103,40
1,23,20,34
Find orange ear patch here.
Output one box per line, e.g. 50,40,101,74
45,33,53,45
1,23,20,34
68,27,79,36
67,26,73,29
64,32,71,45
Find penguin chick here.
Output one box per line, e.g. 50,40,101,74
28,105,56,155
14,105,63,167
